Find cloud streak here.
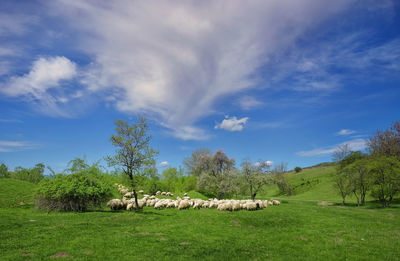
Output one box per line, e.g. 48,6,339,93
297,138,366,157
0,140,38,152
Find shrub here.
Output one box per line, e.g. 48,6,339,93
294,167,302,173
0,163,9,178
36,172,112,212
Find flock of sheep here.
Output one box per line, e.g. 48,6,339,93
107,184,280,211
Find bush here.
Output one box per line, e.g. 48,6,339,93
0,163,9,178
35,172,112,212
11,164,45,183
294,167,302,173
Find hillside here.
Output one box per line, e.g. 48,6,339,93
0,178,37,208
260,165,371,204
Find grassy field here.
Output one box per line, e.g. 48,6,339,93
1,167,400,260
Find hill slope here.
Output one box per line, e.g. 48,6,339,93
0,178,37,208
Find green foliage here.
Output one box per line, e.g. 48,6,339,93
11,163,45,184
294,166,302,173
368,156,400,207
0,163,10,178
35,162,112,212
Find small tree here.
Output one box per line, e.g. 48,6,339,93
106,116,158,211
0,163,9,178
369,156,400,207
294,166,302,173
273,162,292,196
332,144,353,205
242,160,272,200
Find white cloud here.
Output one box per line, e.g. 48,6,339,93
239,96,263,110
0,140,38,152
158,161,170,168
297,138,366,157
215,116,249,132
0,56,79,117
336,129,356,135
47,0,353,139
2,56,76,97
254,161,273,168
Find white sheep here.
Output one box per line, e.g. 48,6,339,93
107,199,124,210
246,202,257,211
178,200,190,210
272,200,280,206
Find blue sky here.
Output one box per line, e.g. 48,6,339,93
0,0,399,173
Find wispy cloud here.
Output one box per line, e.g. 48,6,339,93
239,96,263,110
0,118,23,123
336,129,356,135
0,140,38,152
297,138,366,157
43,0,354,139
215,116,249,132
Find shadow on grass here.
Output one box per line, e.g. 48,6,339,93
332,199,400,209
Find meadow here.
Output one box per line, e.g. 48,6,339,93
1,166,400,260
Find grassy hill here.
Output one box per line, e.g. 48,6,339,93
0,178,37,208
1,172,400,260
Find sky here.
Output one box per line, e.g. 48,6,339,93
0,0,399,173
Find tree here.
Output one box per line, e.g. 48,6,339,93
183,148,211,176
367,121,400,160
368,156,400,207
294,166,302,173
272,162,292,196
242,160,272,200
106,116,158,211
0,163,9,178
162,167,180,192
332,144,353,205
344,155,370,206
196,150,236,199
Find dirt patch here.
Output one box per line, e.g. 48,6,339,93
296,237,309,241
232,220,241,227
248,225,255,228
160,237,168,241
155,232,165,236
21,253,34,257
84,251,94,255
318,201,333,206
179,242,190,245
19,201,25,205
137,232,151,236
50,252,72,258
329,230,346,236
335,237,343,245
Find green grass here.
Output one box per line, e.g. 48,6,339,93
1,174,400,260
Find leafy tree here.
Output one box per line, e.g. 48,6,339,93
13,163,45,184
272,162,292,196
294,166,302,173
0,163,9,178
368,156,400,207
242,160,272,200
196,150,236,199
183,148,211,176
162,167,181,192
106,116,158,211
344,155,370,206
332,144,353,205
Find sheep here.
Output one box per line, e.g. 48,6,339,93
178,200,190,210
107,199,124,210
161,192,167,196
231,201,240,211
272,200,280,206
246,202,257,211
156,191,161,195
138,190,144,194
193,200,204,209
124,192,134,198
167,201,176,208
184,193,188,196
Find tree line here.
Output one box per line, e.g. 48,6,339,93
333,121,400,207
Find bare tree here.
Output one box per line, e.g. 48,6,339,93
272,162,292,196
183,148,211,176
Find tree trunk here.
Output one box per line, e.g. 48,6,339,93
251,193,256,201
218,192,223,200
342,195,346,205
353,191,359,207
133,189,140,212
